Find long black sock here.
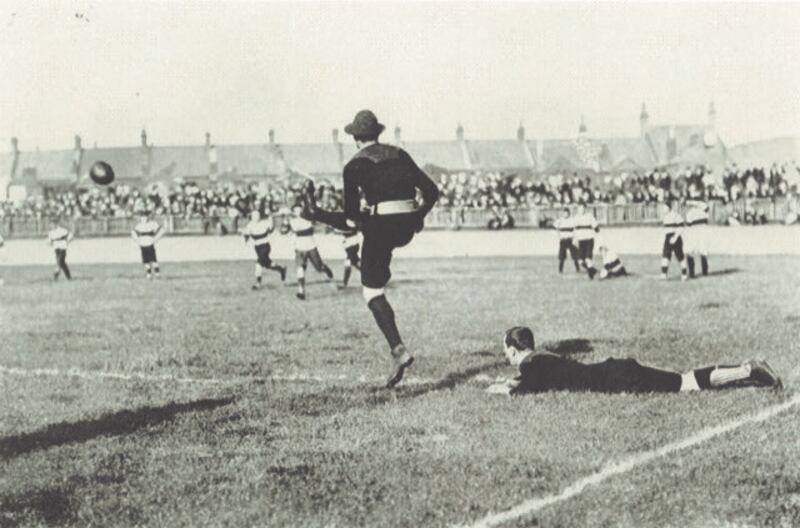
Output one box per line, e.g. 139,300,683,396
692,366,715,389
558,258,565,273
573,259,580,272
61,262,71,280
701,256,709,275
367,294,402,350
311,209,351,231
343,266,352,286
322,264,333,280
686,257,695,278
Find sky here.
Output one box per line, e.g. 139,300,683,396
1,1,799,151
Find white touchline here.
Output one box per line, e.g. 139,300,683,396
459,392,800,528
0,364,446,386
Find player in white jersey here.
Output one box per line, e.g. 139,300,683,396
131,212,164,279
553,208,580,273
572,202,599,279
597,239,628,279
684,200,710,278
660,200,688,281
242,210,286,290
336,224,362,289
47,219,73,281
289,204,333,300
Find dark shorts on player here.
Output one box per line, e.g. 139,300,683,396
585,358,682,393
140,245,157,264
558,238,578,261
345,244,360,267
296,248,326,271
577,239,594,260
662,235,684,261
255,243,272,267
360,214,417,288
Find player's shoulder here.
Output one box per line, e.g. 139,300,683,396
349,143,402,164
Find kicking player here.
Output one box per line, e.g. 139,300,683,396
684,200,710,278
302,109,439,388
47,219,73,281
289,204,333,300
597,241,628,279
554,208,580,273
572,202,599,279
243,210,286,290
661,200,688,281
131,212,164,279
336,224,362,290
486,326,782,395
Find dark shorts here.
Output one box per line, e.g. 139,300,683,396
558,238,578,261
577,239,594,260
255,243,272,267
345,244,360,267
296,248,325,271
662,235,684,261
584,358,681,393
360,214,417,288
140,245,157,264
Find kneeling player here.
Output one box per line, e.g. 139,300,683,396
597,241,627,279
337,224,362,289
131,212,163,279
487,326,782,395
243,210,286,290
289,204,333,300
661,200,688,281
302,109,440,387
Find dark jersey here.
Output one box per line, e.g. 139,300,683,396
511,353,681,394
342,143,439,222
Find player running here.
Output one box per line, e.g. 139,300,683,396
47,219,73,281
572,202,599,279
289,204,333,300
553,208,580,273
486,326,782,395
301,109,439,388
336,224,362,290
597,240,628,279
661,199,688,281
131,212,164,279
242,210,286,290
684,199,710,278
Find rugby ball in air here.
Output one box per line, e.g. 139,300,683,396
89,161,115,185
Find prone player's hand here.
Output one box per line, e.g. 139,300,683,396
486,382,513,395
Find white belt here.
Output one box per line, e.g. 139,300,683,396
369,200,417,216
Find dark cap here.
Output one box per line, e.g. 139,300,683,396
344,110,385,138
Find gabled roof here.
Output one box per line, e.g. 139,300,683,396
281,143,342,175
537,139,583,172
81,146,149,181
15,149,77,182
596,137,657,170
0,152,14,181
215,144,280,176
468,140,532,170
149,145,210,180
728,137,799,168
402,141,469,171
645,125,707,164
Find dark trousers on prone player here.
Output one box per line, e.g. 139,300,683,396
54,249,71,280
558,238,580,273
140,245,160,279
305,206,416,387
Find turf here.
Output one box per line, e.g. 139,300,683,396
1,255,798,527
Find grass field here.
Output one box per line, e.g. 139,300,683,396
1,255,799,527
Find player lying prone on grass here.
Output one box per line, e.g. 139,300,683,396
487,327,783,395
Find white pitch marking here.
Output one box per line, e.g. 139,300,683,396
0,364,445,387
459,392,800,528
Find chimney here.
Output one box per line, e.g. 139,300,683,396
640,103,650,138
517,122,525,142
394,125,402,145
9,137,20,182
74,134,82,150
268,129,275,145
455,123,472,170
578,115,587,135
205,131,211,149
140,129,148,147
456,123,464,141
332,128,339,144
11,137,19,154
72,135,83,176
708,101,717,131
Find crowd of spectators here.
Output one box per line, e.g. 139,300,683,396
1,164,798,226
